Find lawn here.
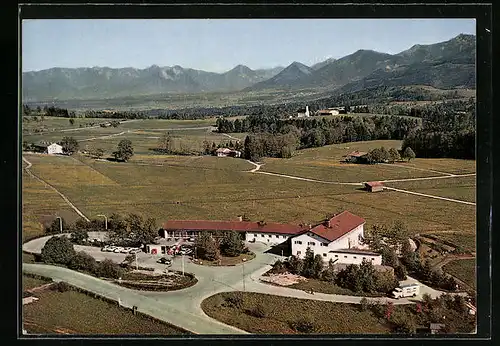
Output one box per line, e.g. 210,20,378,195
22,283,189,335
22,275,51,291
201,292,392,334
385,176,476,203
22,170,81,242
442,259,476,290
286,279,384,297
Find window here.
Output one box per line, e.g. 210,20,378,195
320,243,324,246
323,253,327,257
254,234,258,237
353,256,357,259
362,257,366,260
297,251,301,256
371,258,374,261
268,235,272,238
307,241,315,246
334,255,338,258
276,235,279,238
344,256,348,258
294,240,302,245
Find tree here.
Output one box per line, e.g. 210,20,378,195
301,247,316,278
60,136,79,155
96,259,124,279
158,132,173,152
359,297,369,311
69,118,75,125
321,259,336,282
312,254,324,279
113,139,134,162
287,255,304,275
70,228,89,245
45,217,67,234
195,232,220,261
336,264,363,292
137,217,158,245
388,148,401,163
41,235,76,265
358,260,377,293
374,270,398,293
402,147,416,162
380,246,399,268
394,265,407,280
68,251,97,273
379,146,390,162
220,230,244,257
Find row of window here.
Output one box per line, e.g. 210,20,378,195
296,251,376,261
255,234,288,239
294,240,328,246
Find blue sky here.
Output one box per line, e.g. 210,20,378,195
22,19,475,73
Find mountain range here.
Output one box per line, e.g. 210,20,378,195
22,34,475,102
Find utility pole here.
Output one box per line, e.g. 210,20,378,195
242,258,246,292
182,254,185,276
56,217,62,233
98,214,108,230
135,252,138,270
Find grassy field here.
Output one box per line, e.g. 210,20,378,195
22,279,189,335
22,170,81,242
194,253,256,266
21,123,476,256
22,151,476,248
201,292,392,334
385,176,476,203
442,259,476,289
22,276,51,291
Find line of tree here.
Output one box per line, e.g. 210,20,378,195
361,146,415,164
40,235,124,279
239,115,420,161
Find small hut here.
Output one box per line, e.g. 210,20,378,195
365,181,384,192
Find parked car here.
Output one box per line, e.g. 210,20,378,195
157,257,172,265
188,238,195,242
113,247,122,253
129,248,141,254
101,245,110,252
120,248,130,254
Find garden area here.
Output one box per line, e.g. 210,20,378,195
37,235,197,292
192,230,255,266
201,291,476,334
22,275,190,335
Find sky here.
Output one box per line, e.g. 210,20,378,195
22,19,476,73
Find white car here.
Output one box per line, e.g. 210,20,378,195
105,246,115,252
113,247,122,253
129,248,141,254
120,248,130,254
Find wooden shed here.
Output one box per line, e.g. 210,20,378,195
365,181,384,192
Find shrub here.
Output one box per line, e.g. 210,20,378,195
248,304,267,318
359,297,369,311
68,251,97,273
53,281,71,293
41,235,76,265
391,310,417,334
224,292,244,309
96,259,124,279
290,317,316,333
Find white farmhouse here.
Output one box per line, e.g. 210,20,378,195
290,211,382,265
297,106,310,118
46,143,63,155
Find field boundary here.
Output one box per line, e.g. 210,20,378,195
22,156,90,222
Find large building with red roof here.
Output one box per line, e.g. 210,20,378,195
159,211,381,265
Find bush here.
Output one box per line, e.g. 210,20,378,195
68,251,97,273
96,259,124,279
41,235,76,265
289,317,316,333
224,292,244,309
53,281,71,293
359,297,369,311
248,304,267,318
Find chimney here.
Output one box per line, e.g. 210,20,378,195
326,220,331,228
306,105,309,115
237,215,243,222
308,224,312,229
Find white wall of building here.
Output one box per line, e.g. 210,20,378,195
245,232,291,245
47,143,63,155
290,224,365,258
326,251,382,265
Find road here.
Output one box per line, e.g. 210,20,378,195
383,186,476,206
22,157,90,221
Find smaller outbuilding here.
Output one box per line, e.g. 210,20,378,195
216,148,241,158
32,142,63,155
364,181,384,192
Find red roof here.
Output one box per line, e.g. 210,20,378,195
365,181,384,187
307,211,365,242
162,220,305,235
